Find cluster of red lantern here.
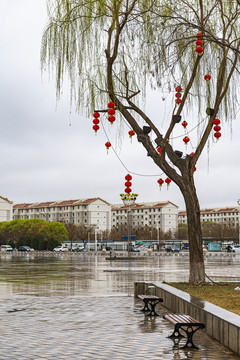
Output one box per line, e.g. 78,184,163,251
157,177,172,190
108,101,115,125
175,86,182,105
125,174,133,193
213,119,221,140
105,141,111,153
128,130,135,142
196,31,204,56
92,112,100,134
204,74,211,82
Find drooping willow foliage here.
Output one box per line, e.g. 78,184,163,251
41,0,240,120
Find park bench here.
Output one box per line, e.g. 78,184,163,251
137,295,163,316
163,313,205,349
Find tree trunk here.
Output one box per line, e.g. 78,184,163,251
182,181,205,285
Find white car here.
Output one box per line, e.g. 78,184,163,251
232,245,240,254
0,245,13,252
53,246,68,252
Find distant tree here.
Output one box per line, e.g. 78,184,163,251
42,0,240,284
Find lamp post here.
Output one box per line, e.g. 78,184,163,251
237,199,240,245
155,214,161,250
120,192,138,258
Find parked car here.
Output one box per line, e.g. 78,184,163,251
0,245,13,252
131,246,140,252
165,245,179,253
53,246,68,252
18,246,31,252
68,245,84,252
232,245,240,254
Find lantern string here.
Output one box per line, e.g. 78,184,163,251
100,117,165,177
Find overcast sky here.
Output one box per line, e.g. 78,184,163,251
0,0,239,210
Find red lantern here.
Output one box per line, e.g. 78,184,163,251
93,124,99,133
157,147,162,156
175,86,182,92
204,74,211,81
128,130,135,138
157,178,164,190
196,31,203,39
108,108,115,116
125,181,132,188
213,125,221,132
108,101,115,108
214,132,221,139
165,177,171,189
213,118,220,125
190,152,195,157
108,116,115,124
196,46,203,55
93,112,100,118
93,119,99,125
196,39,203,46
105,141,111,150
125,187,132,194
175,98,182,104
181,121,188,128
175,93,182,98
183,136,190,144
194,167,197,172
125,174,132,181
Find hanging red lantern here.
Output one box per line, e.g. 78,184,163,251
213,125,221,132
175,98,182,104
125,174,132,181
93,124,100,133
105,141,111,150
175,86,182,92
196,46,203,55
181,121,188,128
93,119,99,125
157,147,162,156
108,115,115,124
196,31,203,39
213,118,220,125
157,178,164,190
194,167,197,172
175,93,182,98
204,74,211,81
125,181,132,188
190,152,195,157
93,112,100,118
165,178,171,189
128,130,135,138
214,132,221,139
196,39,203,46
108,101,115,108
183,136,190,144
108,108,115,116
125,187,132,194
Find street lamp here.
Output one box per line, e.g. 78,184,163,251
120,192,138,257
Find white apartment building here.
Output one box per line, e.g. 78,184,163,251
0,196,13,222
13,198,111,231
111,201,179,234
178,206,240,226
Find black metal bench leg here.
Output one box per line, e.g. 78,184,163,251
180,326,200,349
168,324,184,339
141,299,150,312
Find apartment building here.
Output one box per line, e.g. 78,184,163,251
111,201,179,234
178,206,240,226
0,196,13,222
13,198,111,231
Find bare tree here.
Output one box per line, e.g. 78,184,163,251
41,0,240,284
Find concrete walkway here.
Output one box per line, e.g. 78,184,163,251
0,294,239,359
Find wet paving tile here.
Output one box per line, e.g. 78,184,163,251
0,253,239,359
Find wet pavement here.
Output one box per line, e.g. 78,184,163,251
0,252,239,359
